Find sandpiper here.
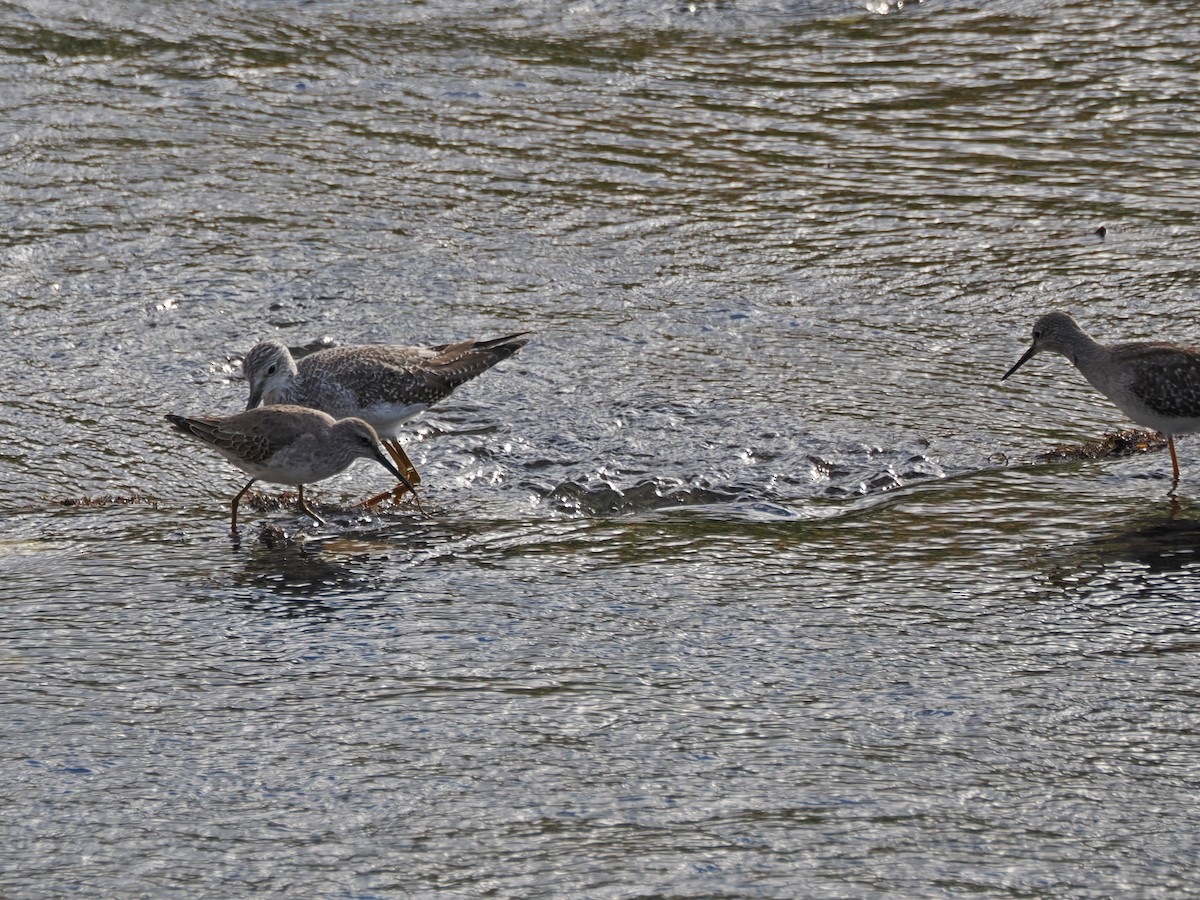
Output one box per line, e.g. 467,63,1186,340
1003,311,1200,480
242,332,530,498
165,405,415,533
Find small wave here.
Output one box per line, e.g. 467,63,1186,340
539,443,952,519
543,477,742,516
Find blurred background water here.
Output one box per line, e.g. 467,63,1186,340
5,0,1200,895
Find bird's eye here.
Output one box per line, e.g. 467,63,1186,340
266,364,276,375
1032,330,1041,339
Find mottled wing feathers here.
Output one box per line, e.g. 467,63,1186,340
166,408,333,466
1126,343,1200,420
419,332,530,396
166,413,278,466
427,332,532,359
298,332,530,410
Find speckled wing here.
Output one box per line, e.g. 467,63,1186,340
300,332,530,411
1126,343,1200,419
166,407,331,467
421,332,531,393
166,413,278,466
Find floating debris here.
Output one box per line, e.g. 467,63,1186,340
1035,428,1167,464
243,489,301,513
256,523,295,549
56,494,159,508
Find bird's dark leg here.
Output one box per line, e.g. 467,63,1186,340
296,484,327,526
231,478,257,534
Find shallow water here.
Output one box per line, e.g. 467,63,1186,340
6,0,1200,896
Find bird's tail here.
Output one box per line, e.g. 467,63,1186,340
426,332,532,388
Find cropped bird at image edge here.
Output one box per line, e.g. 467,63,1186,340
1003,311,1200,481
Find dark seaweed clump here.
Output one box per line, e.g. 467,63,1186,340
1036,429,1167,464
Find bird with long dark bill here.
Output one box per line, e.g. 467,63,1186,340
165,405,415,533
1003,311,1200,480
242,332,530,501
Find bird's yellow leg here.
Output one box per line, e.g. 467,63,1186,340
231,478,256,534
360,439,422,505
296,484,327,526
362,486,394,507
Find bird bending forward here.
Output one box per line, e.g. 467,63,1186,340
1003,311,1200,480
242,332,530,497
165,405,413,533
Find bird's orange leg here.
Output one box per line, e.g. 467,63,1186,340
357,441,429,518
362,440,422,508
1169,435,1181,481
384,440,421,488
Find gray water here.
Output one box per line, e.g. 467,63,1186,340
5,0,1200,896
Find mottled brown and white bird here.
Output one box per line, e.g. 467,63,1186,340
1003,311,1200,480
165,405,413,533
241,332,530,494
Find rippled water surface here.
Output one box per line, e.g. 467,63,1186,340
6,0,1200,895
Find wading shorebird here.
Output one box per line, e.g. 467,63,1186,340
1003,311,1200,481
165,405,416,534
242,332,530,500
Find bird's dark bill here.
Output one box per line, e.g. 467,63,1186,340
1002,345,1038,381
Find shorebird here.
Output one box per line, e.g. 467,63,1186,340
1003,311,1200,480
242,332,529,500
165,405,415,533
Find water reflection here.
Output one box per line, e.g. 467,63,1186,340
1083,511,1200,574
230,537,378,605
